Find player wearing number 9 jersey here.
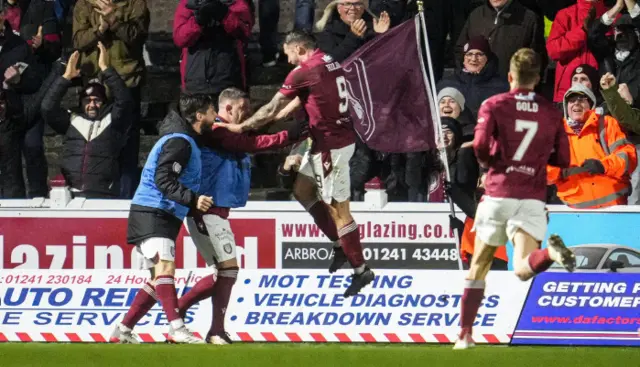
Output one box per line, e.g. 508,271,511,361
213,31,374,298
454,49,577,350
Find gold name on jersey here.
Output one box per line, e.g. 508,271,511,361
516,101,539,113
326,62,341,72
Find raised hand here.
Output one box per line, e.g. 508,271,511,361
373,11,390,33
618,83,634,105
99,16,109,34
63,51,81,80
350,19,367,38
95,0,116,17
600,72,617,90
32,26,43,49
97,41,110,71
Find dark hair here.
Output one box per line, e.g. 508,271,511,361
218,87,248,109
283,30,316,49
179,93,214,124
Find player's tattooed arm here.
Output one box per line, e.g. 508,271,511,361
275,97,303,121
239,92,293,132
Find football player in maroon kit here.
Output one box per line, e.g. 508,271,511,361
215,31,374,297
454,48,577,350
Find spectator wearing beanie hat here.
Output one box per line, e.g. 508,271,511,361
571,63,607,114
438,87,465,119
571,64,600,91
438,36,508,128
42,48,134,198
456,0,547,78
437,87,476,141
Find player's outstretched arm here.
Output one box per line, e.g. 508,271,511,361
229,92,293,134
275,97,303,121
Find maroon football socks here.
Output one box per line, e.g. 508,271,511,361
121,282,157,329
338,221,365,272
155,275,183,328
528,248,554,274
178,273,217,318
459,279,485,339
209,267,238,337
306,200,339,242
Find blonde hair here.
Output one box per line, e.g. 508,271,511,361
509,48,541,86
315,1,339,31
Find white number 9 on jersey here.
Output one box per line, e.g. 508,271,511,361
336,76,348,113
513,119,539,161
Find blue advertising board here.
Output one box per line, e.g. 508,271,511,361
505,212,640,270
511,272,640,346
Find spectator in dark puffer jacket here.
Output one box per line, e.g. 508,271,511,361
19,0,62,201
41,44,134,198
456,0,547,78
0,60,62,198
438,36,509,121
588,0,640,108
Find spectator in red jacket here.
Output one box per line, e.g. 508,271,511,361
173,0,253,99
547,0,607,103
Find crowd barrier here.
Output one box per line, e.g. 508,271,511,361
0,198,639,345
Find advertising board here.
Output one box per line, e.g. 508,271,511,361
0,269,526,344
511,272,640,346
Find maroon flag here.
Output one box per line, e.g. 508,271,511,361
342,15,438,153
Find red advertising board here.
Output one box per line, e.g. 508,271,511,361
0,217,276,269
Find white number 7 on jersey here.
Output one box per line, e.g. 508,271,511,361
513,119,539,161
336,76,348,113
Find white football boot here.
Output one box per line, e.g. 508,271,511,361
453,333,475,350
109,323,140,344
168,326,205,344
209,332,233,345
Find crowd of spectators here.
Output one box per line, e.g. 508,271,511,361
1,0,640,212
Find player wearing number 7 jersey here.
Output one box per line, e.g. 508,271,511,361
454,49,576,350
214,30,374,297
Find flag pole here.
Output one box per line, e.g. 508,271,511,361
416,1,464,271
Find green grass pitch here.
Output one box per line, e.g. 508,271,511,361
1,343,639,367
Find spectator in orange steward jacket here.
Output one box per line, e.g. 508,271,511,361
547,83,637,209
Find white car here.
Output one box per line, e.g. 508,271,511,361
549,244,640,273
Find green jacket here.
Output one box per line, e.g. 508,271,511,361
72,0,149,88
602,85,640,137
